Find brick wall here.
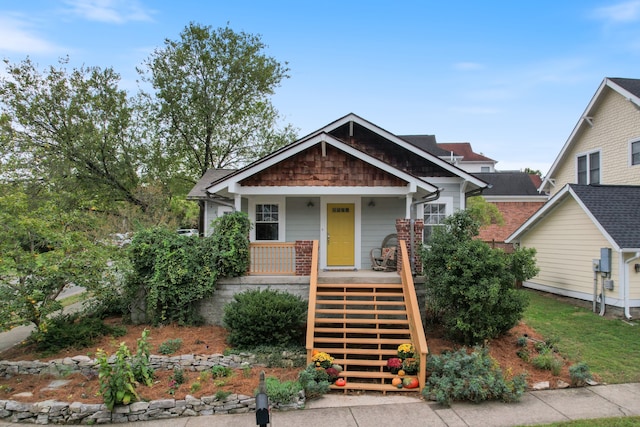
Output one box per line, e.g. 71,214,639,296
295,240,314,276
396,219,424,275
478,201,545,244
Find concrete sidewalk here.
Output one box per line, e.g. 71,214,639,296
2,384,638,427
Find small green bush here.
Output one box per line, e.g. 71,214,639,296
298,363,331,400
30,313,126,354
569,362,593,386
96,343,139,410
264,376,302,405
532,347,563,375
131,329,154,386
423,346,527,406
158,338,183,355
223,289,307,348
211,365,233,378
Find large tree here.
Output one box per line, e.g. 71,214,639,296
0,58,150,211
139,23,294,182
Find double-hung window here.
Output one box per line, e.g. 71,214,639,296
423,198,452,243
255,203,279,241
631,140,640,166
577,151,600,185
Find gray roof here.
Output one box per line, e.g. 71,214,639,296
571,184,640,249
186,169,236,199
473,172,541,196
609,78,640,98
399,135,451,157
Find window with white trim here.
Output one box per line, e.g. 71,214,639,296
423,198,452,243
255,203,279,241
631,140,640,166
577,151,600,185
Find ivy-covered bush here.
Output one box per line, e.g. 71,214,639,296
423,346,527,406
421,210,535,345
208,212,251,278
223,289,307,348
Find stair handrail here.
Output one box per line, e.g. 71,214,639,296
305,240,320,365
399,239,428,390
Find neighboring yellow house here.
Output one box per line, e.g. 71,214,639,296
508,78,640,318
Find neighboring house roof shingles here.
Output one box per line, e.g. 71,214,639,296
609,78,640,98
507,184,640,250
438,142,496,162
399,135,451,157
186,169,236,200
472,172,542,196
570,184,640,250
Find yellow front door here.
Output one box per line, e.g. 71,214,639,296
327,203,355,266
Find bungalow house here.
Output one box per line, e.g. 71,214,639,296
187,113,488,273
507,78,640,318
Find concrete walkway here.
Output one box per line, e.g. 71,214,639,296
2,384,639,426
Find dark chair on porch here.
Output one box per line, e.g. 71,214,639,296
370,234,398,271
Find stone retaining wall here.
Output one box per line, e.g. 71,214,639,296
0,352,306,424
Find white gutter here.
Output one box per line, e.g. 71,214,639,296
624,252,640,319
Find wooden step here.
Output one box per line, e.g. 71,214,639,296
316,299,406,307
316,291,403,298
316,283,402,290
312,347,398,356
315,310,407,319
313,337,407,345
313,327,410,335
330,383,420,393
314,318,409,325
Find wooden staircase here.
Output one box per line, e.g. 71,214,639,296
305,240,428,394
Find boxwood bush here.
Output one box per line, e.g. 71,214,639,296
223,289,307,348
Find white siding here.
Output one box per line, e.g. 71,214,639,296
286,197,321,241
360,197,405,268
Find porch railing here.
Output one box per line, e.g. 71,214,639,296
248,242,296,275
399,239,429,390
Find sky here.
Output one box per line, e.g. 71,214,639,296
2,1,640,173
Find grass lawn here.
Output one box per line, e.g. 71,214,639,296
523,289,640,384
521,416,640,427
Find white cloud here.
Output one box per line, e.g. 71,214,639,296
0,16,62,54
62,0,155,24
591,0,640,23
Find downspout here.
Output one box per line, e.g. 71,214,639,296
624,252,640,320
410,189,442,274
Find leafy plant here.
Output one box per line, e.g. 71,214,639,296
96,343,139,410
131,329,154,386
211,365,233,378
298,363,331,399
158,338,183,355
423,346,527,406
208,212,251,278
215,390,231,400
421,210,533,345
532,347,563,376
223,289,307,348
190,381,202,393
569,362,593,386
264,376,302,405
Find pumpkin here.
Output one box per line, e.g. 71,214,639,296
391,377,402,387
403,377,419,389
397,369,406,377
335,378,346,387
312,349,319,356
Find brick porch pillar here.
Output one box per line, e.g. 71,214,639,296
396,219,424,275
295,240,313,276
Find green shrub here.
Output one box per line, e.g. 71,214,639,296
215,390,231,400
421,210,533,345
211,365,233,378
423,346,527,406
532,347,563,376
264,376,302,405
131,329,154,386
223,289,307,348
30,313,126,354
298,363,331,400
158,338,183,355
569,362,593,386
208,212,251,278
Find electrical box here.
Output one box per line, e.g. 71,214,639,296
604,279,614,290
600,248,612,274
592,259,601,272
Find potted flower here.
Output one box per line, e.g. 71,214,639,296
386,357,403,374
402,357,419,375
397,343,415,360
311,351,334,369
